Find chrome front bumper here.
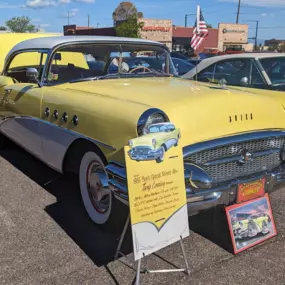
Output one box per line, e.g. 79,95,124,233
128,147,163,161
106,162,285,215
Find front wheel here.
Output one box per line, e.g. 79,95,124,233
156,147,165,163
79,151,127,231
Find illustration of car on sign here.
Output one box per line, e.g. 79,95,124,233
128,123,180,163
232,213,271,240
2,36,285,231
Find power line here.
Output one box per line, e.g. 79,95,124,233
249,26,285,29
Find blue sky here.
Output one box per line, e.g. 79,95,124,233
1,0,285,40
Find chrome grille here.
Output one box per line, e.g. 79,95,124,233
132,146,151,155
185,137,285,183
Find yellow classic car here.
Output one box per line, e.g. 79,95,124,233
1,36,285,230
128,123,180,163
232,213,271,240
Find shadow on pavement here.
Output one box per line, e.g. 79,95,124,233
0,143,235,269
0,144,133,267
189,205,234,254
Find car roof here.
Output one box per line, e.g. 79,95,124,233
182,52,285,79
6,36,163,59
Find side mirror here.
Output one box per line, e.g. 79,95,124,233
26,68,42,87
240,77,249,87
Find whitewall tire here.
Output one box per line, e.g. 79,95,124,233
79,151,112,225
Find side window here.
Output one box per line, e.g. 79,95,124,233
250,61,267,89
48,51,91,84
6,51,47,83
214,59,251,86
196,65,215,82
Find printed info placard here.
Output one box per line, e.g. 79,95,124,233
125,139,189,260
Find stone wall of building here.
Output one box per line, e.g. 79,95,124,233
218,23,249,51
139,18,172,49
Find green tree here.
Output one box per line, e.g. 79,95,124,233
206,24,213,28
0,26,7,31
115,15,144,38
5,16,36,33
280,43,285,53
113,1,143,25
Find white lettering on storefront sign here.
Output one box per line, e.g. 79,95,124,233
223,28,245,34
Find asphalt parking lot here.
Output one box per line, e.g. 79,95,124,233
1,143,285,285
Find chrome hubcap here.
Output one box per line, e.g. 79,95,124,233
86,161,111,214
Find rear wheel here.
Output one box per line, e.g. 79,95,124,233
78,150,127,232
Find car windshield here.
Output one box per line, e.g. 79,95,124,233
259,57,285,85
148,124,175,133
46,43,176,84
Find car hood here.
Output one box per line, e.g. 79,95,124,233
60,77,285,147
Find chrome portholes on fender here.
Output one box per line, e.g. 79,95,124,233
62,112,68,123
44,107,50,117
72,115,79,126
79,151,112,224
53,109,59,119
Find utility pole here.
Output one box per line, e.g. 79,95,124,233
246,20,259,51
97,23,99,28
88,14,90,27
236,0,241,24
184,14,196,27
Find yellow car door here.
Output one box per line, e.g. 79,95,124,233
0,51,45,158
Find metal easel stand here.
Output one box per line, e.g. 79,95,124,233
114,214,191,285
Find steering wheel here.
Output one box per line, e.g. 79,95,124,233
129,66,152,74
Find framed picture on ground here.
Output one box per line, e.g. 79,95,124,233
225,194,277,254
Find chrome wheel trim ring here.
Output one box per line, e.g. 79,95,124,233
86,160,111,214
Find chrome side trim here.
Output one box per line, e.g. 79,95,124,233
183,130,285,157
0,116,117,151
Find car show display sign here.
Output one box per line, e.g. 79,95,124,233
226,194,277,254
125,124,189,260
236,178,265,204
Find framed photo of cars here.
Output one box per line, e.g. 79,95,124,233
225,194,277,254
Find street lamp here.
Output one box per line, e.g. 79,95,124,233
245,20,259,50
185,14,196,27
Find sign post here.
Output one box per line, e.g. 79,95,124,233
115,125,190,284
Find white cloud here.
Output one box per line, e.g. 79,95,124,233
32,18,41,22
24,0,94,9
219,0,285,7
74,0,95,2
40,23,51,27
0,3,22,8
62,8,78,18
261,12,275,17
25,0,57,9
60,0,95,3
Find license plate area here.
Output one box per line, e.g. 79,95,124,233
237,178,265,203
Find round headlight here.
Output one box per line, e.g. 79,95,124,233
129,140,133,147
137,109,169,136
152,138,156,147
